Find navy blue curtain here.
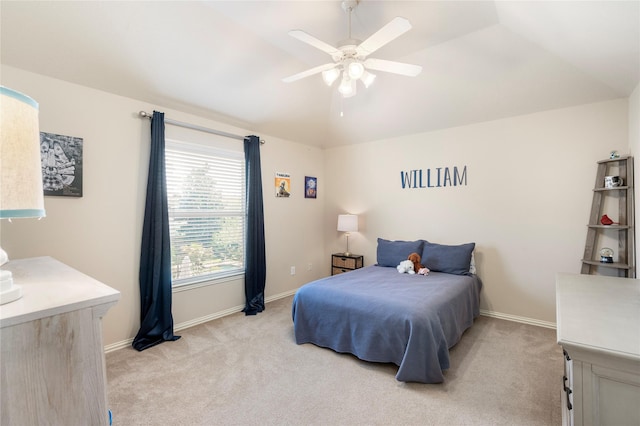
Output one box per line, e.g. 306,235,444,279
243,135,266,315
132,111,180,351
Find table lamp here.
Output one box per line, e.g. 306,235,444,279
0,86,46,304
337,214,358,255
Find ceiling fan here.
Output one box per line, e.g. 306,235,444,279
282,0,422,98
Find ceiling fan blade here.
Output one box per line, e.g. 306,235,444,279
356,17,412,57
282,63,338,83
364,58,422,77
288,30,340,56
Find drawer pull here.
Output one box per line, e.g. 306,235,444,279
563,376,573,410
563,349,571,361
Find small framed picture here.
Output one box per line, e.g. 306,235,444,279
40,132,83,197
275,172,291,197
305,176,317,199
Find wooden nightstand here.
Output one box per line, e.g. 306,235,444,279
331,253,364,275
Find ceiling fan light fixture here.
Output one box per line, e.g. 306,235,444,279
338,74,356,97
322,68,341,86
361,70,376,88
347,61,365,80
283,0,419,102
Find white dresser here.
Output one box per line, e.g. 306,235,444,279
0,256,120,425
556,273,640,426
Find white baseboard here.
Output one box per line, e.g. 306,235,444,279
265,289,298,303
105,293,553,353
104,289,298,354
480,309,556,329
104,339,133,353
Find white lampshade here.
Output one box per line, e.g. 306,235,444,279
1,87,46,219
337,214,358,232
0,86,46,305
337,214,358,255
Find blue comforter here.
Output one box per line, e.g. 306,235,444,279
292,265,482,383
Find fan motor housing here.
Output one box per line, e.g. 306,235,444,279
333,40,361,62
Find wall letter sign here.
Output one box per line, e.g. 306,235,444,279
400,166,467,189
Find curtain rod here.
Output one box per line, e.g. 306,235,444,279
139,111,265,144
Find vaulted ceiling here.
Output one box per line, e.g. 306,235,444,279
1,1,638,148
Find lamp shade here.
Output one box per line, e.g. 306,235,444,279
337,214,358,232
0,86,46,219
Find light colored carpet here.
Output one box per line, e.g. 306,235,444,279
106,296,562,425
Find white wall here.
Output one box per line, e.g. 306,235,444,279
0,66,326,348
2,65,634,341
324,99,629,325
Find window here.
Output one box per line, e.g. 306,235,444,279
165,139,245,287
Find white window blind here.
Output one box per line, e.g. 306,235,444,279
165,139,245,286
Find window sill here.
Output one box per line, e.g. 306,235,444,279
172,271,244,293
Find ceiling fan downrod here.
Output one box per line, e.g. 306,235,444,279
342,0,359,40
336,0,366,98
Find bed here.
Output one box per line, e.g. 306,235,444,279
291,238,482,384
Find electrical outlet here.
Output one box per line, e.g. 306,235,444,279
290,266,296,275
307,263,312,271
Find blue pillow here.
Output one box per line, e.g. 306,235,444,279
376,238,424,267
421,241,475,275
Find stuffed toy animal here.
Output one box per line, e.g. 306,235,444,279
407,252,425,274
397,259,415,274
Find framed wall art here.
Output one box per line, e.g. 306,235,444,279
275,172,291,197
305,176,317,199
40,132,83,197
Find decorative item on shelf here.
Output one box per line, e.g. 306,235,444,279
0,86,47,304
610,150,620,159
337,214,358,255
604,175,623,188
600,247,614,263
600,214,618,225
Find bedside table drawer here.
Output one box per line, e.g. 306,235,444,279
333,256,359,269
331,254,363,275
